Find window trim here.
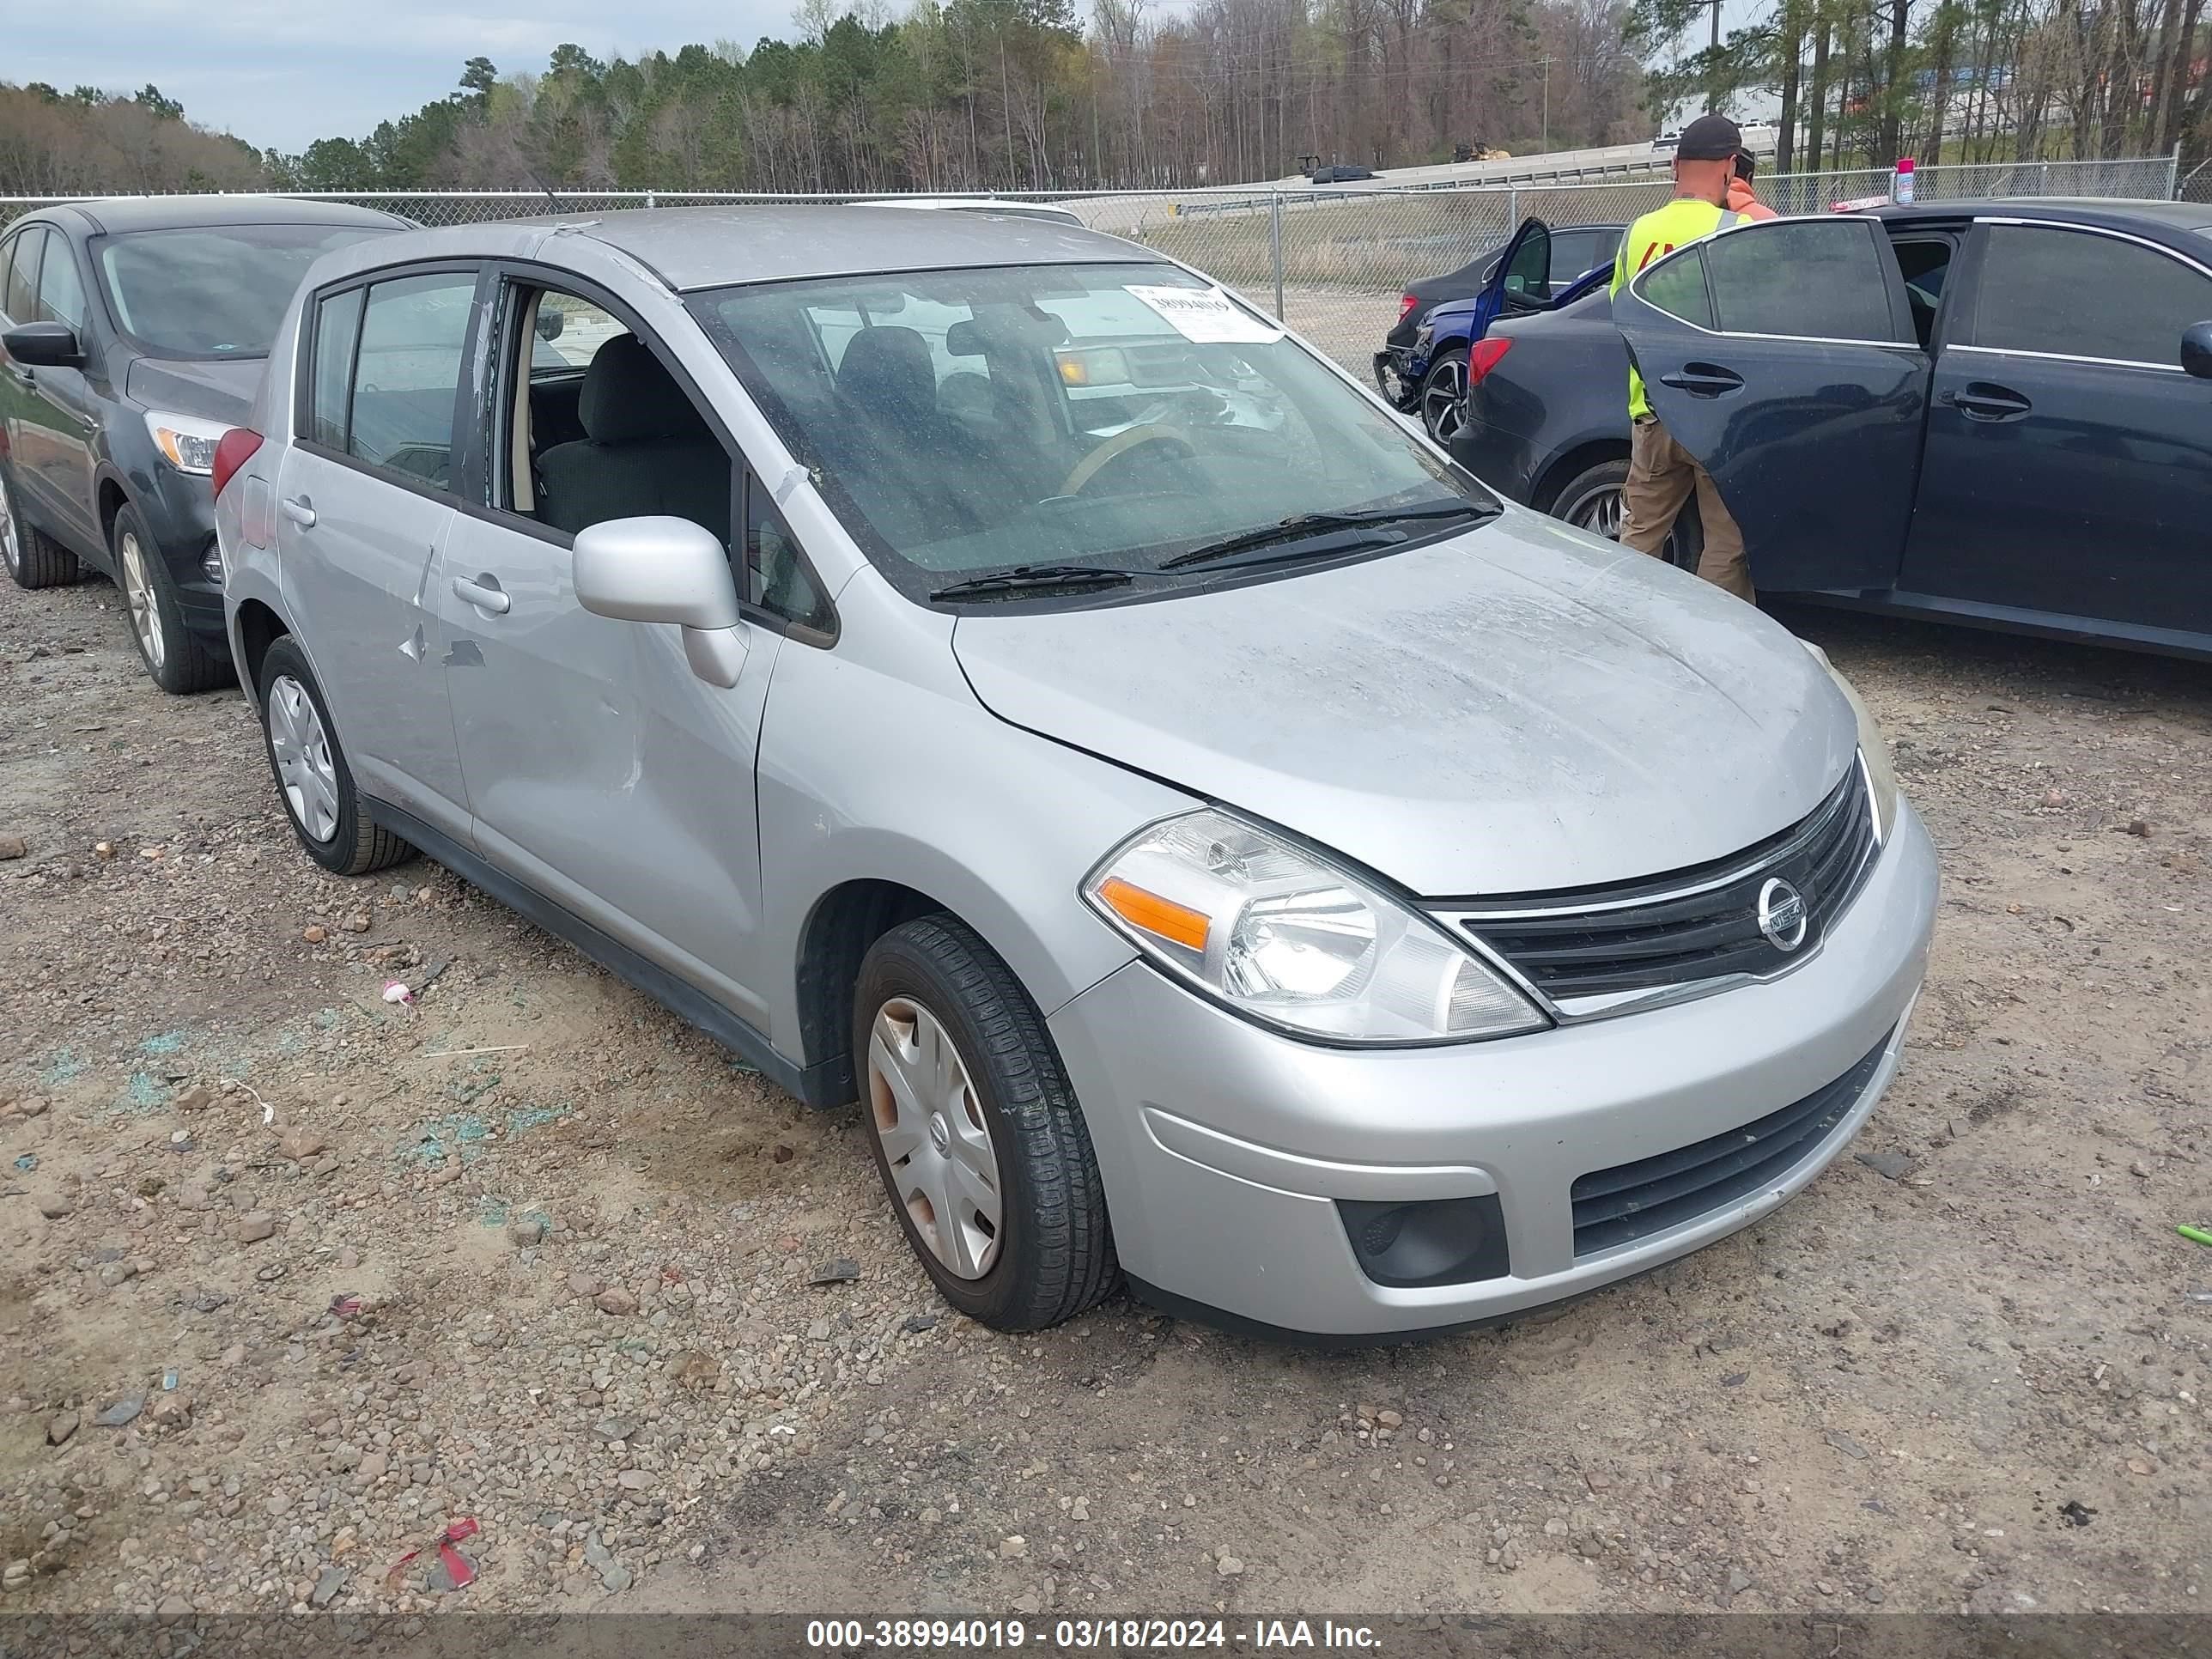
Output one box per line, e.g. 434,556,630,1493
1954,217,2212,373
465,259,841,647
1626,215,1921,350
290,260,488,508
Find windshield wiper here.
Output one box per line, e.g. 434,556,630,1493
1160,501,1493,569
929,563,1139,602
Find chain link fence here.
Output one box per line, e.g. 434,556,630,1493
2,153,2183,380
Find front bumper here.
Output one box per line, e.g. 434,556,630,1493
1048,799,1938,1340
145,465,229,645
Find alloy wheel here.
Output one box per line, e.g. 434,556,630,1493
866,996,1004,1279
1420,356,1468,445
1568,485,1625,541
118,531,165,671
267,674,341,843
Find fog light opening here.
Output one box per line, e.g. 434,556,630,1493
1338,1194,1510,1289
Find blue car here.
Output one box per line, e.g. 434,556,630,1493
1374,218,1615,445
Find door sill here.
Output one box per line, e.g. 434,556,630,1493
1784,587,2212,665
365,798,851,1108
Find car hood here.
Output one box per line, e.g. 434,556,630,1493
951,512,1860,897
125,356,262,423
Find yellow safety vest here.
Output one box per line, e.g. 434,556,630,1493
1610,198,1744,420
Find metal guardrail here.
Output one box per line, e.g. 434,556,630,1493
1,155,2182,380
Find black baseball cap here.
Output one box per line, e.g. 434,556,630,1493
1676,112,1743,161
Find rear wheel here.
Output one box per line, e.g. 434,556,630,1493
1551,459,1702,574
1418,346,1469,445
0,465,82,589
112,503,226,694
854,916,1116,1331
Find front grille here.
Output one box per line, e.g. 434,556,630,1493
1455,765,1876,1002
1570,1030,1894,1256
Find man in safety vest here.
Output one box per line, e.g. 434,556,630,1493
1607,113,1775,602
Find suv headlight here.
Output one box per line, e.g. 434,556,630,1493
1803,640,1899,843
1084,809,1547,1044
144,410,232,476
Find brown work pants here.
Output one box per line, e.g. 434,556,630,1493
1621,415,1754,603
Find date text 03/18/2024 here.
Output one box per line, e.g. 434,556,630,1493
805,1619,1382,1650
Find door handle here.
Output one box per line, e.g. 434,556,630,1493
281,496,316,527
1944,382,2033,422
451,574,511,616
1656,363,1744,398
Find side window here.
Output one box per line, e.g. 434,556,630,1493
1702,219,1899,342
3,229,43,324
496,283,732,550
744,473,834,634
1971,225,2212,367
33,237,86,331
1637,247,1714,330
1550,232,1595,284
308,287,365,450
348,271,477,489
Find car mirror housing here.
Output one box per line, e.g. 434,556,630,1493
572,515,748,688
3,321,86,370
2183,320,2212,380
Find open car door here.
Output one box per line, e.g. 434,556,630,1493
1468,218,1550,340
1613,215,1928,592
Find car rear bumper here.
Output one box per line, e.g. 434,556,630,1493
1449,410,1543,506
1047,798,1938,1340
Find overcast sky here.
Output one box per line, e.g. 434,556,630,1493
13,0,1765,158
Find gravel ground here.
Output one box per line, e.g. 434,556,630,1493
0,563,2207,1624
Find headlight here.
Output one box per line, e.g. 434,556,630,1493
1804,640,1899,843
144,410,232,476
1083,809,1547,1044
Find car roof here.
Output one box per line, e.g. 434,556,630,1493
404,205,1157,292
28,194,414,236
1873,195,2212,234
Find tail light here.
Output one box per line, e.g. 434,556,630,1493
1396,294,1419,323
1465,337,1513,388
210,428,263,500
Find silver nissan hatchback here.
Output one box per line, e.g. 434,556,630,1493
215,208,1937,1341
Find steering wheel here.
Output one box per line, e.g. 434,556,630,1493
1060,422,1200,498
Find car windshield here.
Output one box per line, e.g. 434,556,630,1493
690,261,1495,601
96,224,394,358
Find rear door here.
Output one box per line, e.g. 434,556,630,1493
1900,218,2212,636
1615,215,1928,592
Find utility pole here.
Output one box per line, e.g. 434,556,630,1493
1540,57,1551,152
1707,0,1724,111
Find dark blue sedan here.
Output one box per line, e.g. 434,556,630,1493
1450,198,2212,659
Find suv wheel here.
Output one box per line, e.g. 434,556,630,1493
112,504,227,693
0,465,82,589
1551,459,1702,574
1418,346,1468,445
854,916,1117,1331
256,635,412,876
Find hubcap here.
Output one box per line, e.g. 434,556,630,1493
119,532,164,671
1421,356,1468,444
866,997,1003,1280
1569,486,1625,541
267,674,341,843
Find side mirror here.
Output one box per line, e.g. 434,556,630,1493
3,321,85,370
2184,320,2212,380
535,308,565,343
572,516,748,688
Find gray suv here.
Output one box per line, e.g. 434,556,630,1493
216,207,1937,1341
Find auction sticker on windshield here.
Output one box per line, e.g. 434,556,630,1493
1126,284,1283,343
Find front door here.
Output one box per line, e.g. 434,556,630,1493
1900,218,2212,638
1,228,101,557
1614,215,1929,592
1471,218,1552,337
276,269,478,838
438,277,805,1030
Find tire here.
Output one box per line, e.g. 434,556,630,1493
1417,345,1469,446
256,635,412,877
112,502,227,694
0,465,83,589
854,915,1117,1332
1549,459,1703,574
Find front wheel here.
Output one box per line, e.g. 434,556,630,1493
1418,347,1468,445
854,916,1117,1331
257,635,413,876
1550,459,1702,574
112,503,227,693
